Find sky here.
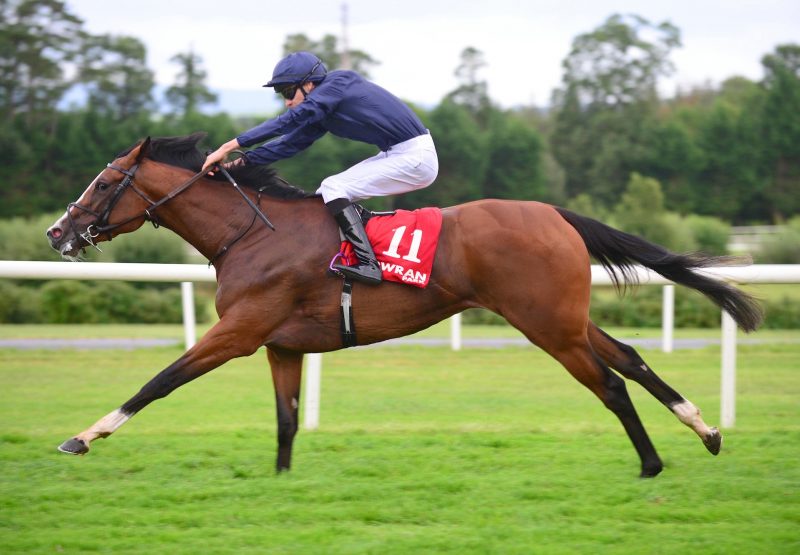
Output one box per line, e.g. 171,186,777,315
67,0,799,113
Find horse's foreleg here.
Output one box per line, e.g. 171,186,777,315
588,323,722,455
550,340,664,477
267,348,304,472
58,317,263,455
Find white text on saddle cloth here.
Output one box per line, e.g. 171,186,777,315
341,208,443,288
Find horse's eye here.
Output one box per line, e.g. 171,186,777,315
96,181,110,191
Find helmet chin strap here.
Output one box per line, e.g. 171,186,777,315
298,81,315,99
295,59,321,99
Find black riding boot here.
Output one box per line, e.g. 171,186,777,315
331,204,382,285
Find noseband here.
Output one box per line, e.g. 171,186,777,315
66,162,206,252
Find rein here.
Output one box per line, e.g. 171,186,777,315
67,160,274,263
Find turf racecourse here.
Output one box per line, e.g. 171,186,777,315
1,340,798,554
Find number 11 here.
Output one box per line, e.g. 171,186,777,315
382,226,423,263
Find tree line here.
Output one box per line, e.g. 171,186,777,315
1,2,798,226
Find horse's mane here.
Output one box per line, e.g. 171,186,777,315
118,132,315,200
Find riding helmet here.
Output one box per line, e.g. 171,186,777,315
264,52,328,88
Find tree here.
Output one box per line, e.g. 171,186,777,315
612,173,694,250
636,116,704,213
165,50,218,116
555,14,680,108
694,97,763,220
551,14,681,205
760,44,800,220
483,116,546,201
0,0,84,124
80,34,154,120
282,33,379,77
445,47,492,126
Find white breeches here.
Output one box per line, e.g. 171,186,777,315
316,133,438,203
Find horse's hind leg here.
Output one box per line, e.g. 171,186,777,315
588,322,722,455
545,340,665,477
497,289,662,475
266,348,303,472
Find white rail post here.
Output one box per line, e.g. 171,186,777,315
304,353,322,430
662,285,674,353
450,313,462,351
721,310,737,428
180,281,196,350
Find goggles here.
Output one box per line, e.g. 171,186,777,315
276,84,298,100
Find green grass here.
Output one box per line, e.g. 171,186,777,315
1,339,798,554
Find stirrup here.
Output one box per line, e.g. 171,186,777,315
333,261,382,285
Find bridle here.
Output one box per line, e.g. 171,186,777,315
65,157,275,264
66,161,207,252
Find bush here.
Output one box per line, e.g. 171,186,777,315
127,287,187,324
756,226,800,263
659,213,699,252
0,212,190,264
40,281,95,323
685,214,731,255
0,281,43,323
762,297,800,329
565,193,608,221
461,308,507,326
0,212,67,261
104,225,189,264
6,279,209,324
464,287,734,329
87,281,150,323
590,287,722,328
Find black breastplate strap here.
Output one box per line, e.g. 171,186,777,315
340,279,357,348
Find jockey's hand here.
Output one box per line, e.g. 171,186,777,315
202,138,242,175
202,149,226,176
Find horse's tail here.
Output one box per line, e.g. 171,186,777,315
554,206,763,332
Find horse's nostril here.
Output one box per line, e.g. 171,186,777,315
49,227,63,240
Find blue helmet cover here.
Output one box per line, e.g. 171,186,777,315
265,52,328,87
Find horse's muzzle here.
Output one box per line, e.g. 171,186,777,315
46,217,84,258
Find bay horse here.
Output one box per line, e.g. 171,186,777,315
46,133,762,477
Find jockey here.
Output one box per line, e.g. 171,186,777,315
203,51,439,285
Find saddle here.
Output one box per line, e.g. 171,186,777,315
331,206,443,288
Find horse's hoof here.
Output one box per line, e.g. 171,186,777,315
58,438,89,455
703,427,722,455
639,460,664,478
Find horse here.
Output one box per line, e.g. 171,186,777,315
45,133,763,477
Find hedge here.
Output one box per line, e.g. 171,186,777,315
461,287,798,329
0,280,209,324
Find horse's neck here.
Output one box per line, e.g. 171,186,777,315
148,177,274,262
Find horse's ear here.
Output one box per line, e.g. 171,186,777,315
136,136,152,162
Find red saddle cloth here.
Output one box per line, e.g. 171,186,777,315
336,207,443,288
